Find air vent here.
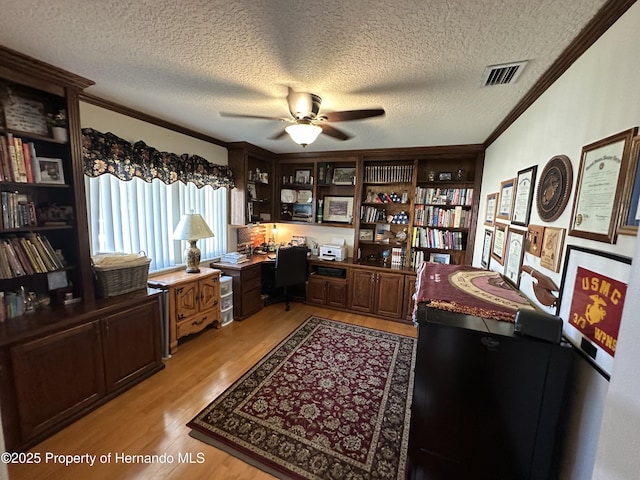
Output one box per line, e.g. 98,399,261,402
482,61,528,86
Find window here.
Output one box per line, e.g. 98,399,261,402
85,175,227,272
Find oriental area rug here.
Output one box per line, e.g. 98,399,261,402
187,316,417,480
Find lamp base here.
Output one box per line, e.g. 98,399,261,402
184,240,201,273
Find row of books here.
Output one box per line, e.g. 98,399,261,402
0,133,39,183
364,164,414,183
413,205,470,228
415,187,473,206
411,227,464,250
360,205,388,223
1,192,38,229
411,250,426,271
0,233,65,279
390,247,406,267
0,289,26,320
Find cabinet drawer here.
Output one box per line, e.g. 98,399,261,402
177,308,218,338
241,266,262,292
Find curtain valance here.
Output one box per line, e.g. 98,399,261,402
82,128,234,189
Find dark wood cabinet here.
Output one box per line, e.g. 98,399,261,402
211,259,263,320
10,321,105,443
101,301,162,393
348,268,405,319
307,273,347,308
403,276,417,321
409,305,573,480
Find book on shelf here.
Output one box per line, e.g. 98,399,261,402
5,134,20,183
12,136,28,183
21,141,35,183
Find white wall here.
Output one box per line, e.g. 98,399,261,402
471,4,640,478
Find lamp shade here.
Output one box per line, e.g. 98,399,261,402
172,213,214,240
285,123,322,147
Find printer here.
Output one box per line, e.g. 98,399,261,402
319,238,347,261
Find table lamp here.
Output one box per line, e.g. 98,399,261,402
173,211,214,273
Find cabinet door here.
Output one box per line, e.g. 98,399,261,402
375,273,405,318
11,321,105,442
326,279,347,308
403,276,417,321
199,275,219,311
175,281,199,319
307,274,327,305
102,301,162,393
348,270,375,313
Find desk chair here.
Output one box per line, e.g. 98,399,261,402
271,246,308,311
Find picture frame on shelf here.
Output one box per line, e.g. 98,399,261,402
504,227,525,287
291,203,313,222
511,165,537,226
247,182,257,200
617,134,640,235
497,178,516,220
332,167,356,185
558,245,632,379
539,226,565,272
569,127,637,243
484,192,498,225
481,228,493,269
359,229,374,241
323,196,354,223
429,253,451,264
296,190,313,203
438,172,452,181
2,95,48,135
36,157,65,184
491,222,508,265
317,163,328,185
294,169,312,185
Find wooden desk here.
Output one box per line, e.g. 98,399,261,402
210,256,271,320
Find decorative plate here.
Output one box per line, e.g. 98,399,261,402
280,189,296,203
296,189,313,203
536,155,573,222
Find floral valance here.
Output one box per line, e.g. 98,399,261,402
81,128,234,189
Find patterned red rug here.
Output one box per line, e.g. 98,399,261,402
187,316,416,479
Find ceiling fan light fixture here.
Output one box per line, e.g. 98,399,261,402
285,123,322,147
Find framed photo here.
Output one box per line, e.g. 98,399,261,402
247,182,257,200
359,229,374,241
558,246,632,379
496,178,516,220
511,165,537,226
429,253,451,264
317,163,328,185
491,222,508,265
323,196,354,223
525,224,545,257
2,95,48,135
539,227,565,272
481,229,493,269
438,172,452,181
294,169,312,185
484,192,498,225
296,190,313,203
617,134,640,235
37,157,65,184
332,167,356,185
292,203,313,222
536,155,573,222
504,227,525,287
569,127,638,243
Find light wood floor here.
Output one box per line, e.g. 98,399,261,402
8,303,417,480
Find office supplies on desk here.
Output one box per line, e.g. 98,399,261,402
220,252,249,264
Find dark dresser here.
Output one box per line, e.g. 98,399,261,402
409,304,573,480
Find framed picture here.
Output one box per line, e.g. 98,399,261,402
323,196,354,223
558,246,632,379
359,229,374,241
37,157,65,184
617,134,640,235
511,165,537,226
504,227,525,287
569,127,637,243
491,222,508,265
536,154,573,222
247,182,257,200
292,203,313,222
429,253,451,264
481,229,493,269
332,167,356,185
2,95,48,135
496,178,516,220
484,192,498,225
317,163,328,185
438,172,452,181
525,224,545,257
539,226,565,272
296,190,313,203
294,169,312,185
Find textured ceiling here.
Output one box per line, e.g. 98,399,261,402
0,0,608,154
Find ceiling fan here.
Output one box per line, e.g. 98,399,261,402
220,87,385,147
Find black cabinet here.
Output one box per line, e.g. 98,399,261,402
409,305,573,480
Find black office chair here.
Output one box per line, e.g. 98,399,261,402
272,246,308,311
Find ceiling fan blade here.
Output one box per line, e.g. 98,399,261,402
270,129,288,140
320,124,351,141
322,109,385,122
220,112,284,121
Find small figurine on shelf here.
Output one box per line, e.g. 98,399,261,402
48,109,68,142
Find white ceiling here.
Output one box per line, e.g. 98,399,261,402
0,0,609,154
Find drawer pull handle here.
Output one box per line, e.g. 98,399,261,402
192,317,207,326
481,336,500,348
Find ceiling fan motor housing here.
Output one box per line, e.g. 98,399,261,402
288,91,322,120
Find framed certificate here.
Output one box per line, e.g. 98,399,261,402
491,223,508,265
569,127,637,243
484,192,498,225
496,178,515,221
504,227,525,287
511,166,537,226
481,229,493,269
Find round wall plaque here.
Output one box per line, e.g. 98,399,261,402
536,155,573,222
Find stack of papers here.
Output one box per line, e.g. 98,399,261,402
220,252,249,264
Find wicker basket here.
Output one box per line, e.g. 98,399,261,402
93,256,151,298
